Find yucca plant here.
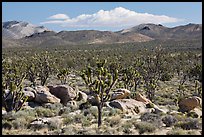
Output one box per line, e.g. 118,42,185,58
80,59,118,127
2,58,28,112
57,68,70,84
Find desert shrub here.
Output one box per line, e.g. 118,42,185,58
134,121,156,134
175,118,201,130
47,120,61,131
35,107,56,117
73,113,84,123
167,128,188,135
42,103,63,111
13,109,36,119
187,111,199,118
89,106,98,118
2,120,12,130
12,117,28,129
58,107,72,116
62,114,74,125
61,126,78,135
160,72,173,81
82,117,92,127
102,107,122,117
106,115,121,127
140,112,163,127
162,115,178,127
122,121,133,134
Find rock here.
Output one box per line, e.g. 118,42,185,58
110,88,131,100
47,85,77,105
4,89,12,100
87,95,99,106
135,93,151,104
187,108,202,118
67,100,77,108
22,87,36,101
77,91,88,103
178,96,202,112
34,86,60,104
69,110,81,115
152,104,168,114
109,99,147,115
29,116,62,129
2,109,7,116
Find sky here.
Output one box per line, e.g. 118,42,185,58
2,2,202,32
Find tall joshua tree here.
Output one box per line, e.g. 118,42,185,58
80,59,118,127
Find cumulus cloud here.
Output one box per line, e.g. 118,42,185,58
48,14,70,20
41,7,183,28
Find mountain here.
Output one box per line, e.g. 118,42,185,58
2,21,49,39
2,21,202,48
117,23,202,40
56,30,153,44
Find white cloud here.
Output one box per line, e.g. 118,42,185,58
48,14,69,20
41,7,183,28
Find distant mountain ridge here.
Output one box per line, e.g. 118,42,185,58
117,23,202,40
2,21,49,39
2,21,202,48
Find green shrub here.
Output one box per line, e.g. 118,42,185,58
47,120,61,131
62,115,74,125
35,107,56,117
167,128,188,135
2,120,12,130
162,115,178,127
82,117,92,127
122,121,133,134
134,122,156,134
175,118,201,130
160,72,173,81
187,111,199,118
140,112,163,128
106,115,121,127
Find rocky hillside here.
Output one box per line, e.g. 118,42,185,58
2,21,49,39
117,23,202,40
2,21,202,47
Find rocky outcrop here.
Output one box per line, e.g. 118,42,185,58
77,91,88,103
109,99,147,115
110,89,131,100
135,93,151,104
47,85,77,106
29,116,62,129
34,86,60,104
178,96,202,112
22,87,36,101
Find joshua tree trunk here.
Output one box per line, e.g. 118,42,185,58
97,103,103,127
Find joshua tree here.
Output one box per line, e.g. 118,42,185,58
2,58,28,112
80,59,118,127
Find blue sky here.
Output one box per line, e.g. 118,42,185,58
2,2,202,32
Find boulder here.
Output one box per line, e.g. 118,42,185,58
67,100,77,108
2,109,7,116
110,88,131,100
77,91,88,103
109,99,147,115
178,96,202,112
34,86,60,104
47,85,77,105
87,95,99,106
187,108,202,118
135,93,151,104
29,116,62,129
22,87,36,101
